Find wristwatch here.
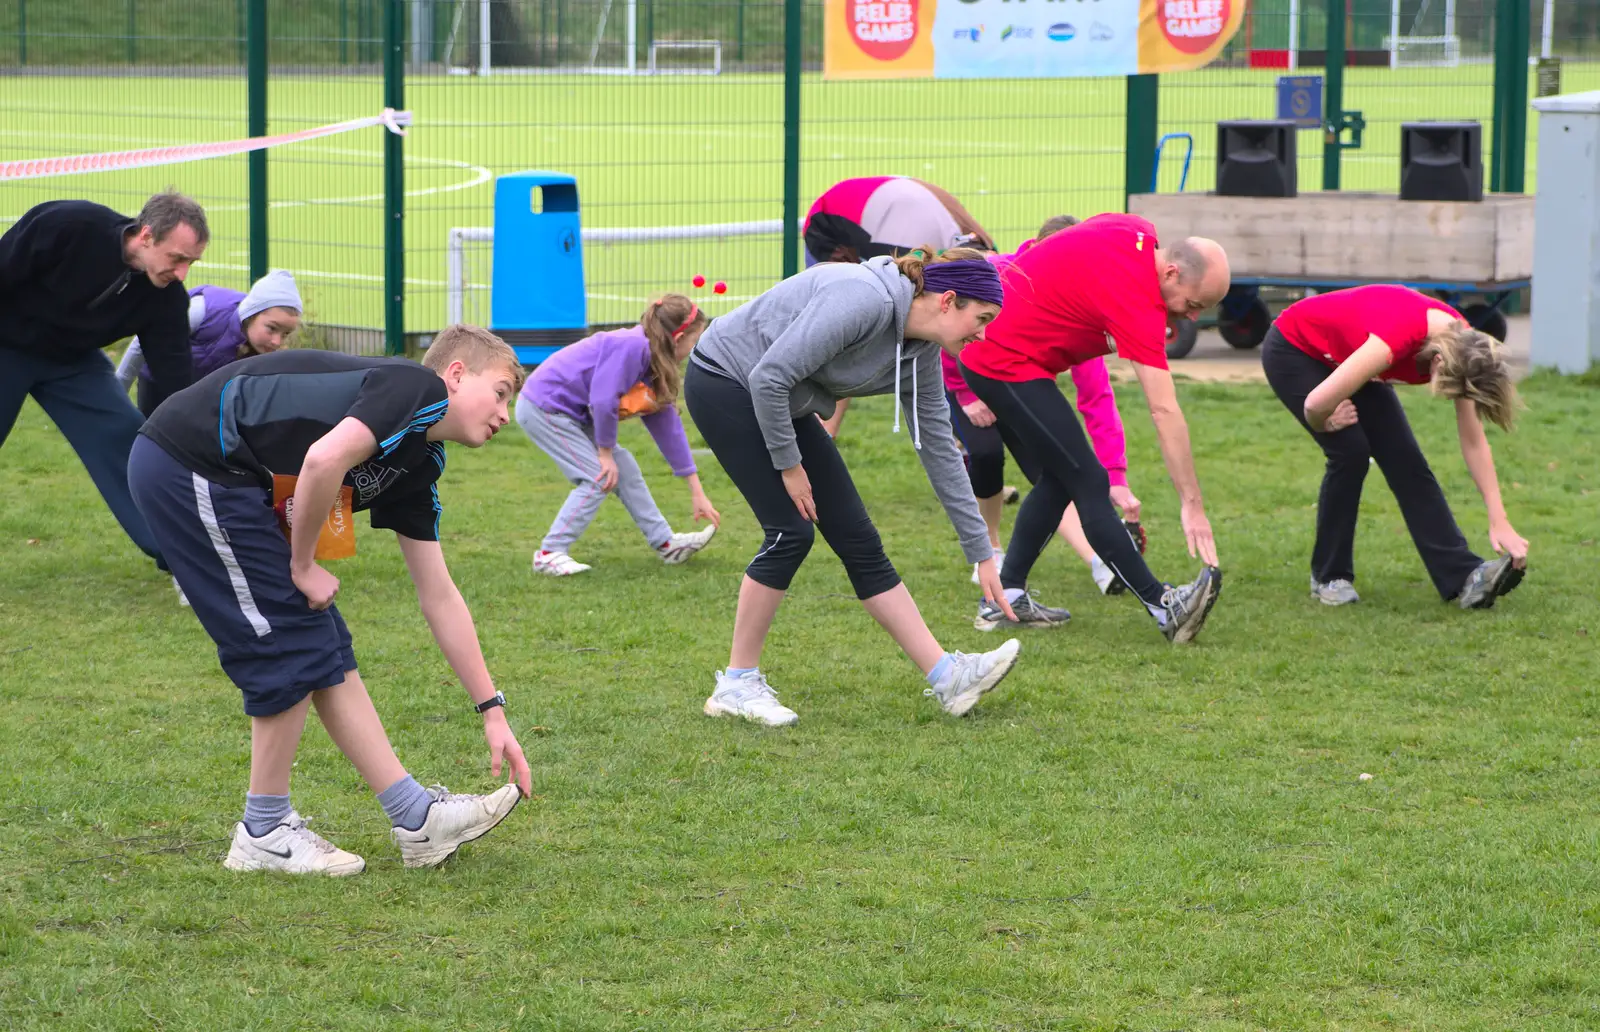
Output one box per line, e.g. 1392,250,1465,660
474,691,506,714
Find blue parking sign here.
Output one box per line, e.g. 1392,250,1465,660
1277,76,1323,130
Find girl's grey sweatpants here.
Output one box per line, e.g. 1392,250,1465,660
516,403,672,554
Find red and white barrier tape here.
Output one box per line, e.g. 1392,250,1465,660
0,108,412,182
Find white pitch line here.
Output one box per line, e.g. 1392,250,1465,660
0,133,492,222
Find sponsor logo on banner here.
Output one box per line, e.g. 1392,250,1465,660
1158,0,1229,54
1047,23,1076,41
953,26,983,41
1090,21,1115,41
848,0,920,61
1000,25,1034,41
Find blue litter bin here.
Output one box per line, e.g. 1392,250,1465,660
491,171,588,365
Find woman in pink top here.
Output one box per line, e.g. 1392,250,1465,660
946,216,1147,595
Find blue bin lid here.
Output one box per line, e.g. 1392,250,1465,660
497,170,578,187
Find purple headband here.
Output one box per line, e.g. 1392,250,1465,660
919,258,1004,307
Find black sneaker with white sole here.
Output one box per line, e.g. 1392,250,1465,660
1456,555,1525,610
974,590,1072,632
1157,566,1222,644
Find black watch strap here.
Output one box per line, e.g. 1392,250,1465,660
475,691,506,714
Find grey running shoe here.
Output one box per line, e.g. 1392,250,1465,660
1311,576,1360,606
925,639,1021,717
974,590,1071,632
1456,556,1525,610
1158,567,1222,644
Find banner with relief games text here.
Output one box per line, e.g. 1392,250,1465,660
824,0,1245,80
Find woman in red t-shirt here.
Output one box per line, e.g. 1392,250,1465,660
1261,284,1527,609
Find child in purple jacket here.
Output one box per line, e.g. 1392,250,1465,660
517,294,720,575
117,269,303,416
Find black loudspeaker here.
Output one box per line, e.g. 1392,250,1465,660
1400,121,1483,202
1216,120,1297,198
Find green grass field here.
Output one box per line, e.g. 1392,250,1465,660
2,367,1598,1029
3,62,1597,331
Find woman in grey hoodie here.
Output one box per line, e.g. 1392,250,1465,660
683,248,1023,726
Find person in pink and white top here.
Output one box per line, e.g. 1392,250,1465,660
944,216,1146,595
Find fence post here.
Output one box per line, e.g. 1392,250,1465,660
1492,0,1531,193
781,0,801,279
248,0,268,283
384,0,406,353
1124,74,1158,209
1322,0,1346,190
127,0,136,64
340,0,349,64
736,0,745,62
17,0,25,66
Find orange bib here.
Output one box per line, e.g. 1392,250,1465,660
618,381,660,420
272,474,357,560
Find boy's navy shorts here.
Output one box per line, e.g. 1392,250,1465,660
128,436,357,717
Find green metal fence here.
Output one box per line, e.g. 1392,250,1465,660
3,0,1596,356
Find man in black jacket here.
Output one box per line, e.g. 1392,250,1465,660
0,191,208,565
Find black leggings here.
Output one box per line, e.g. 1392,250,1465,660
1260,327,1481,598
684,361,900,600
946,390,1040,499
960,362,1164,606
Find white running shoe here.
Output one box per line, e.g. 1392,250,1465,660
659,524,717,565
1310,576,1360,606
1090,555,1126,595
223,812,365,877
391,784,522,869
704,669,799,727
533,550,591,576
925,638,1021,717
173,575,191,607
972,549,1005,586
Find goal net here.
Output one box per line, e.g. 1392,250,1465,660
1385,0,1461,68
445,219,786,329
438,0,722,76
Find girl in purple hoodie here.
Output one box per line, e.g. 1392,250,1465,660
516,294,721,575
117,269,303,416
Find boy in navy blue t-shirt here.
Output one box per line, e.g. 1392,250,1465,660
131,325,532,874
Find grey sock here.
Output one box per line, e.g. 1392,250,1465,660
377,775,434,831
243,793,292,838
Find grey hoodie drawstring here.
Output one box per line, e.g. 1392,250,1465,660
892,338,903,435
910,354,921,450
891,339,922,451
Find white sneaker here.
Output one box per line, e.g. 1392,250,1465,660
391,784,522,869
1310,576,1360,606
704,669,799,726
533,550,591,576
659,524,716,565
972,548,1005,585
924,638,1021,717
1090,555,1127,595
223,812,365,876
173,575,190,607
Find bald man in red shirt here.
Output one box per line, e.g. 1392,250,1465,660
957,213,1229,644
